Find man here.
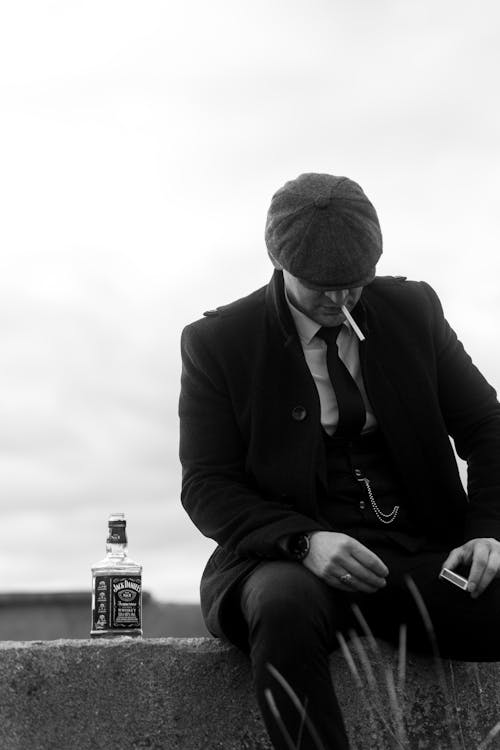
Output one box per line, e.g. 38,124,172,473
179,173,500,749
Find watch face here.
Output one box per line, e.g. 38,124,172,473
291,533,309,560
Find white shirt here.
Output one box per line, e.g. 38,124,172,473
285,293,377,436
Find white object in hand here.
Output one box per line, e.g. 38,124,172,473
439,567,468,590
341,305,365,341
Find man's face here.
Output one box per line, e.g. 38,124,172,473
282,269,364,327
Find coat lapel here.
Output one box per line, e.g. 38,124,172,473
358,293,431,503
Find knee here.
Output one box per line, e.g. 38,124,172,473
241,561,330,633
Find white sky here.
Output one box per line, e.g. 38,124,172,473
1,0,499,602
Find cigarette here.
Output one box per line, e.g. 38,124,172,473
341,305,365,341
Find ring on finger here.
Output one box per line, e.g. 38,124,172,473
340,573,353,585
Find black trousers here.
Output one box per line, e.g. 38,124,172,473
238,548,500,750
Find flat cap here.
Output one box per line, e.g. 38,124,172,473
265,173,382,289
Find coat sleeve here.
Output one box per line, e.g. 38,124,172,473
178,322,324,559
422,282,500,541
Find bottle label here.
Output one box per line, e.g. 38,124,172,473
91,574,142,634
107,522,127,545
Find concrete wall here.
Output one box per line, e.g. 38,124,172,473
2,637,500,749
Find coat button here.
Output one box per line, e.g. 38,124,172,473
291,405,307,421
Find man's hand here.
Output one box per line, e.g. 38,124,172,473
303,531,389,593
441,538,500,599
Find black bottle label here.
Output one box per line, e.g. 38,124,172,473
107,521,127,545
91,575,142,634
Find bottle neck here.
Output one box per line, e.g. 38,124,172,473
106,541,128,558
106,518,127,557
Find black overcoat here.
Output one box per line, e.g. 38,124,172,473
179,271,500,645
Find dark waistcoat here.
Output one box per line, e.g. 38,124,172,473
319,429,426,552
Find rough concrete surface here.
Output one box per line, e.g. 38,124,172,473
1,637,500,749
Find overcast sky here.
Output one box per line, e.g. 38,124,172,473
1,0,499,602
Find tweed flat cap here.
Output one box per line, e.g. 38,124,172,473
265,173,382,289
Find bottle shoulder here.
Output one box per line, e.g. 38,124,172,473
91,555,142,574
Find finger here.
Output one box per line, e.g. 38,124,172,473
471,550,500,598
350,542,389,578
441,546,467,572
467,542,490,596
337,556,387,589
340,579,379,594
322,563,381,593
326,572,380,594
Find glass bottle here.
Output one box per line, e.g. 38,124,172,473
90,513,143,637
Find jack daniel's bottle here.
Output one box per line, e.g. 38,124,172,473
90,513,143,637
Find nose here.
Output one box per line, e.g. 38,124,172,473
324,289,349,305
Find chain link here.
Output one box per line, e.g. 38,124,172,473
356,475,399,525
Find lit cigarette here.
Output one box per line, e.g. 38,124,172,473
341,305,365,341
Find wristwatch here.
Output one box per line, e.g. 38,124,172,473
287,533,311,561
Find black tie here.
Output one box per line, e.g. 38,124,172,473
316,326,366,438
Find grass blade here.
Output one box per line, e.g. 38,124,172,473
337,626,407,749
397,623,407,693
404,575,462,750
264,688,297,750
348,629,377,691
266,662,326,750
477,720,500,750
384,663,408,748
336,631,362,688
351,602,381,657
